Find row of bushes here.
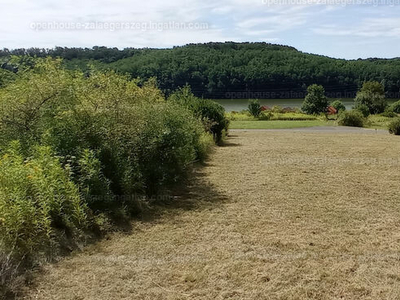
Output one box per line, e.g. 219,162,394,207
244,97,400,134
0,58,228,296
295,82,400,133
300,82,389,115
246,100,318,120
227,110,318,121
330,85,400,118
245,82,400,120
337,109,400,135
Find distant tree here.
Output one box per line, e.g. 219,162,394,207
354,81,387,114
361,81,385,95
3,43,400,99
301,84,328,114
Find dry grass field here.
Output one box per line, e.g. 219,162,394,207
22,129,400,300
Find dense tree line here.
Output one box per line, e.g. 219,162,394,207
0,46,137,63
1,42,400,98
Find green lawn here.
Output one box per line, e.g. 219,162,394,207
365,115,393,130
229,114,396,130
230,120,334,129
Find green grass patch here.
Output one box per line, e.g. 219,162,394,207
230,120,333,129
365,115,396,129
270,112,318,121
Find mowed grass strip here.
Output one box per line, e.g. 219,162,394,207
230,120,333,129
23,131,400,300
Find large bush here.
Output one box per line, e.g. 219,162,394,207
338,110,365,127
388,118,400,135
301,84,329,114
0,60,207,197
168,86,229,143
354,81,387,114
0,59,215,295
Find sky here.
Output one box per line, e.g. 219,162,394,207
1,0,400,59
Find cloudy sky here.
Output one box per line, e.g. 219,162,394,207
1,0,400,59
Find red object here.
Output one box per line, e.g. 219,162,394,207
260,106,268,111
327,106,338,115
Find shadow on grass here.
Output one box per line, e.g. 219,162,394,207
138,165,229,223
16,151,229,299
219,142,241,147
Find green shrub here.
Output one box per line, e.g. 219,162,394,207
247,99,262,117
330,100,346,112
389,100,400,113
259,111,273,120
381,110,397,118
354,103,371,117
271,105,283,113
76,149,112,212
388,118,400,135
169,86,229,143
196,99,229,142
355,93,387,114
0,142,89,297
0,142,88,258
338,110,365,127
0,61,209,198
135,103,205,194
194,132,214,162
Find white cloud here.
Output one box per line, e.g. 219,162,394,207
1,0,400,58
314,18,400,38
237,14,307,31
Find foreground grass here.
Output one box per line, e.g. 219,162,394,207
230,120,333,129
22,130,400,299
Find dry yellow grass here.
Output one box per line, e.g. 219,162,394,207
22,130,400,300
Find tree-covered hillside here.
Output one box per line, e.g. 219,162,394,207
1,42,400,98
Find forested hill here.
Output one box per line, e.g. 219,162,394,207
1,42,400,98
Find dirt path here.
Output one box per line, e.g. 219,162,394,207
23,131,400,300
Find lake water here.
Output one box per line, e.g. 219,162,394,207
213,98,397,112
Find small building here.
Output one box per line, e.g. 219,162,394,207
327,106,338,115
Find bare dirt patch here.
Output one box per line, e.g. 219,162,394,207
22,131,400,299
